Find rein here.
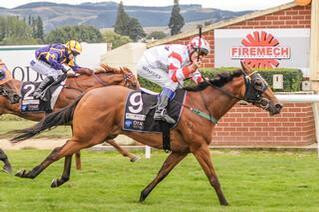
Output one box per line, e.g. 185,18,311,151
178,71,266,124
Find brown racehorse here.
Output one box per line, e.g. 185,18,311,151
0,64,140,172
11,62,282,205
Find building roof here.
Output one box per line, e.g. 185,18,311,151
147,1,299,48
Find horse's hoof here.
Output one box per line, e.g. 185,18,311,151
139,191,147,202
15,169,27,178
130,156,140,163
2,165,12,174
221,201,230,206
51,179,59,188
139,196,145,203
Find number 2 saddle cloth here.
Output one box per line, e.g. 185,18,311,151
123,89,187,133
20,79,65,113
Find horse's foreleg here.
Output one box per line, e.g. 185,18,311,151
139,151,187,202
106,139,140,162
75,151,81,170
0,148,12,174
192,146,229,206
51,155,72,188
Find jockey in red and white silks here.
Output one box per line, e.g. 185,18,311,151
137,36,210,124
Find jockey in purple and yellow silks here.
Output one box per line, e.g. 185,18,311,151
30,40,82,100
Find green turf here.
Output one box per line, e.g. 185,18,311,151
0,150,319,211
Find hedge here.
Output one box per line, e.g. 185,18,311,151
138,67,303,93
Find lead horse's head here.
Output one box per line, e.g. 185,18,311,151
239,61,282,115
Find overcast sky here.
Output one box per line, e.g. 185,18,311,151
0,0,293,11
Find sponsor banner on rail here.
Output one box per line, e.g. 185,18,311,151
215,28,310,76
0,43,107,81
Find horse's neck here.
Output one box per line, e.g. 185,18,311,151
67,73,123,91
195,81,244,121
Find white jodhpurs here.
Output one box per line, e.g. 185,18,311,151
30,60,63,81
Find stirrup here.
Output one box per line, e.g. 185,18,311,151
154,110,176,124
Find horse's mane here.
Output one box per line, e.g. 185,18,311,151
94,64,131,75
184,70,243,92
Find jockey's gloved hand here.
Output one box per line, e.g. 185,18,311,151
67,69,76,76
192,59,202,71
61,64,71,73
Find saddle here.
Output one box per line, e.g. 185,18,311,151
20,74,67,113
123,88,186,133
123,88,186,152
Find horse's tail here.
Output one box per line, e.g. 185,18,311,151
11,94,84,142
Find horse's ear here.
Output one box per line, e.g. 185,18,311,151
240,60,252,74
240,60,245,71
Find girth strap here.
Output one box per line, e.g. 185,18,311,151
160,122,171,152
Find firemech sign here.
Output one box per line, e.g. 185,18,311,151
215,29,310,76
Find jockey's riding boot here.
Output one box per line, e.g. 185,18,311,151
33,76,54,101
154,90,176,124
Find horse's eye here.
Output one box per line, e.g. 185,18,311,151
254,79,265,91
255,80,262,86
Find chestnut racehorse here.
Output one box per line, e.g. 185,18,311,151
11,62,282,205
0,64,140,172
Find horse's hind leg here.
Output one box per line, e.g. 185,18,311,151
71,125,82,171
51,155,72,188
106,139,140,162
15,140,85,180
0,148,12,174
75,151,81,170
192,145,229,206
139,152,187,202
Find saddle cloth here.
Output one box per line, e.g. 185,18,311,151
20,79,65,113
123,88,186,133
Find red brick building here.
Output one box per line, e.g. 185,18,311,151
147,1,316,146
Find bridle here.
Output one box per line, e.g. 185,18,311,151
207,70,269,106
92,71,135,89
122,72,135,89
180,70,270,124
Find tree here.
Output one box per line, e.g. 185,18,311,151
102,30,131,49
147,31,168,40
127,17,146,42
113,1,145,42
168,0,184,35
31,16,36,38
114,1,130,36
45,25,104,43
0,16,38,45
35,16,44,41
